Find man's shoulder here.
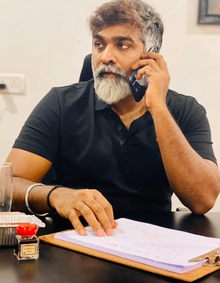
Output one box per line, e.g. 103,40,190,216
41,80,95,111
35,80,94,115
167,89,204,111
51,79,94,97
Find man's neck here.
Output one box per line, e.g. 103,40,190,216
111,95,148,130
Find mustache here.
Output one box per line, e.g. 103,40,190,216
94,64,129,81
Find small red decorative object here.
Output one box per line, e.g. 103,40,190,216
17,223,38,236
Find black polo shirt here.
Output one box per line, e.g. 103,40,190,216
13,79,216,215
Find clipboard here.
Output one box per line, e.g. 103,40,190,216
39,231,220,282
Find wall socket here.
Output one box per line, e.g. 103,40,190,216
0,73,25,94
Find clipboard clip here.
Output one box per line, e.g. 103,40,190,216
189,247,220,267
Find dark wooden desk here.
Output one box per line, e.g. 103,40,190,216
1,212,220,283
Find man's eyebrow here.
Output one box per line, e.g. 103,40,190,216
93,34,104,41
112,36,135,43
93,34,135,43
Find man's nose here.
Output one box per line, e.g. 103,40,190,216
101,45,117,65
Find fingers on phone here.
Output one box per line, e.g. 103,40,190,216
141,53,168,71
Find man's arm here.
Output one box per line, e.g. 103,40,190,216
133,52,220,214
151,105,220,214
7,148,117,236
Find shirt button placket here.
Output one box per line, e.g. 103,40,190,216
118,125,124,146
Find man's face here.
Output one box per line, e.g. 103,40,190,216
92,24,144,104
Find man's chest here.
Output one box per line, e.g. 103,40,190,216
57,111,167,186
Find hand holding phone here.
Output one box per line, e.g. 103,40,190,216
129,46,157,102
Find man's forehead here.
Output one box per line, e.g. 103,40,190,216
93,24,142,42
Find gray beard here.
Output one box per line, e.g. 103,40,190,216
92,64,132,105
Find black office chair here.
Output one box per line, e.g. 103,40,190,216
79,54,93,82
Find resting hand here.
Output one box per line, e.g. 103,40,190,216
132,52,170,113
50,187,118,236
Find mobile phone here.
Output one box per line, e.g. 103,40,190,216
129,46,157,102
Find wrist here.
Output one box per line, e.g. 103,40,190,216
48,186,66,210
148,103,168,118
47,185,63,211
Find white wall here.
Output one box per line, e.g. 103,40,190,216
1,0,220,211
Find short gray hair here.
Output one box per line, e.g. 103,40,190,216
89,0,164,52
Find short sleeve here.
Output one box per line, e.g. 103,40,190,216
13,88,60,163
168,91,217,164
184,106,217,163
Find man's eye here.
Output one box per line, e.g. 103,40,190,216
94,42,103,49
118,43,129,50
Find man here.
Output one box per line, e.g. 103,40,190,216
7,0,220,237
